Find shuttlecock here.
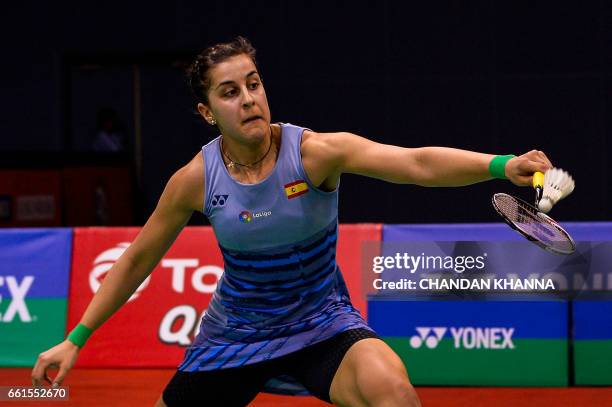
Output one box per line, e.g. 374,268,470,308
538,168,575,213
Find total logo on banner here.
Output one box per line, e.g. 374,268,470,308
89,243,151,302
86,242,224,346
0,275,34,323
68,227,229,367
409,326,515,350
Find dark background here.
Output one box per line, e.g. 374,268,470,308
1,1,609,225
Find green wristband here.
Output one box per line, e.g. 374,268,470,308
489,155,516,180
67,323,93,348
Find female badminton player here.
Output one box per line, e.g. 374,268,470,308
31,37,552,407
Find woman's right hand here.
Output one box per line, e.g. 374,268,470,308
31,340,80,387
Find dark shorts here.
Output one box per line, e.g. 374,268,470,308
162,328,379,406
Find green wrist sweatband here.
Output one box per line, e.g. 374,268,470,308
67,323,93,348
489,155,516,180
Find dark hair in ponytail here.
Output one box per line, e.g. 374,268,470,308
187,36,257,105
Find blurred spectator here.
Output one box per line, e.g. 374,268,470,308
92,108,125,152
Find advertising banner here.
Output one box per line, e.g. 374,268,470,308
68,224,381,367
0,229,72,366
62,166,133,226
68,227,224,367
382,222,612,242
371,223,612,385
337,224,381,318
376,223,612,296
364,240,612,297
0,170,62,227
368,298,568,385
573,296,612,385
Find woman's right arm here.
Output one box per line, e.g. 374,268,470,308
32,154,204,387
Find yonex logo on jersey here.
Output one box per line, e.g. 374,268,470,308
212,194,229,207
409,326,515,350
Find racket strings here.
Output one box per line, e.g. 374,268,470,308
493,193,575,254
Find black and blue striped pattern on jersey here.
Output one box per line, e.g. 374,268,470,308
179,311,350,371
219,221,337,272
220,262,336,302
178,217,369,372
216,220,339,326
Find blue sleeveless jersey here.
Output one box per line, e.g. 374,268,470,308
178,123,371,392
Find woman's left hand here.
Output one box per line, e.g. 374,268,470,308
505,150,553,186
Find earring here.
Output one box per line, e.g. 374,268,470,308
209,117,216,125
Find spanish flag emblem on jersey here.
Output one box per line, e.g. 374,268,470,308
284,180,309,199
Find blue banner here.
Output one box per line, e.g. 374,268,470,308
372,223,612,295
368,299,567,339
0,228,73,298
382,222,612,242
0,228,72,365
573,299,612,340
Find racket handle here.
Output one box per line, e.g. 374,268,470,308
533,171,544,206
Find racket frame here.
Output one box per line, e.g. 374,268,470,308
492,192,576,255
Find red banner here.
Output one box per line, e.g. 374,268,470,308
68,224,381,367
336,224,381,318
62,166,133,226
0,170,61,226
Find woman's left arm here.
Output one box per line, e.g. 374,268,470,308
302,131,552,188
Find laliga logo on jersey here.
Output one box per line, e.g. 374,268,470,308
89,242,151,302
239,210,271,223
410,326,515,350
0,275,34,323
239,211,252,223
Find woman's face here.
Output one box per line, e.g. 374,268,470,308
198,54,271,145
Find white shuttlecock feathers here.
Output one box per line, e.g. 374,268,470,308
538,168,575,213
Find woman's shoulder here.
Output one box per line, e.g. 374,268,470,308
166,151,204,213
299,129,348,190
300,129,347,158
